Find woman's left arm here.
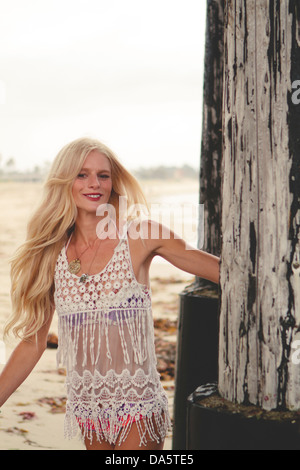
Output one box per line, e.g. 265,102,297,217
144,221,220,285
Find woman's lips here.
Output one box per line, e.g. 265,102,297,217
83,193,102,201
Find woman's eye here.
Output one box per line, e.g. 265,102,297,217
77,172,110,179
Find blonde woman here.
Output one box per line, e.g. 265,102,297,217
0,137,219,450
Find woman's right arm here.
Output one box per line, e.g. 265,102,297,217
0,309,54,408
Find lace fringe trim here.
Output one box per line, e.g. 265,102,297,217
67,368,161,393
64,401,172,447
57,307,154,369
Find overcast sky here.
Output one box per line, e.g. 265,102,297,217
0,0,206,172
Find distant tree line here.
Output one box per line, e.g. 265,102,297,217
0,155,198,182
0,155,51,182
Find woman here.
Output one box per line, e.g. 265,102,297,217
0,137,219,450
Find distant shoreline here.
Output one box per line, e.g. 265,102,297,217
0,163,199,184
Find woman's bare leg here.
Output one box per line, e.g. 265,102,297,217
115,422,164,451
83,414,166,450
84,435,115,451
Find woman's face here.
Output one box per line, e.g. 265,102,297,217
72,150,113,215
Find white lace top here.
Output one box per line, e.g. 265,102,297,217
54,226,171,446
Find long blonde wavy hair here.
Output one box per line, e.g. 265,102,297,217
5,137,148,341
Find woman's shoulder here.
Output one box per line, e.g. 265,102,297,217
126,218,159,240
126,218,175,256
127,218,176,240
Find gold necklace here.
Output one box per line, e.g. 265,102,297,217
68,246,90,275
78,239,102,283
67,234,98,279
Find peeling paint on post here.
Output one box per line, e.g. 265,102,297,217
219,0,300,411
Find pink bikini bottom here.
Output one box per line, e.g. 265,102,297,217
76,404,144,435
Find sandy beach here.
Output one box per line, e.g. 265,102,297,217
0,179,198,450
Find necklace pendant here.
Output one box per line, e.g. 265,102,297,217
79,273,89,283
68,258,81,274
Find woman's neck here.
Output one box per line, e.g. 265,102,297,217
73,212,100,246
73,211,120,246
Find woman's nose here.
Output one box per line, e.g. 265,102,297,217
88,174,100,188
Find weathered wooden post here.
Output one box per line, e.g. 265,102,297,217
187,0,300,450
172,0,223,450
219,0,300,412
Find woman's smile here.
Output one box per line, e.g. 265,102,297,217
83,193,103,202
